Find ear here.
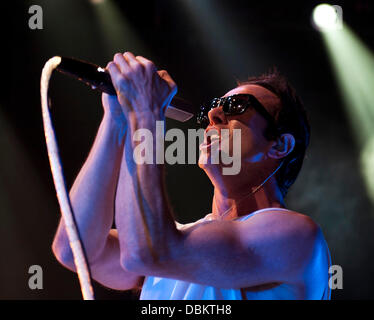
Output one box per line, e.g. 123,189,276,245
268,133,295,160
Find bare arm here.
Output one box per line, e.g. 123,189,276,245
52,93,143,290
55,229,144,290
108,53,179,271
130,211,320,289
106,52,320,290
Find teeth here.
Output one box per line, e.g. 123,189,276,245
210,134,220,140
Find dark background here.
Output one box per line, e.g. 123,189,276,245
3,0,374,299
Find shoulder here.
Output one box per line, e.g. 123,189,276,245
240,208,320,239
239,208,323,281
256,209,331,293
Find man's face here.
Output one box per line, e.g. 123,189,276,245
198,84,281,177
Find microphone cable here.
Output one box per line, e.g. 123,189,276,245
40,56,95,300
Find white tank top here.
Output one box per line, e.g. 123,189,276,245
140,208,331,300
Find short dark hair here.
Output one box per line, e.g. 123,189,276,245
237,69,310,197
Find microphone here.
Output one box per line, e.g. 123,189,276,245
54,56,194,122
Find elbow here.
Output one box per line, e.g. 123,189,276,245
52,220,75,268
52,238,74,269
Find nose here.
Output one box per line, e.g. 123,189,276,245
207,105,228,126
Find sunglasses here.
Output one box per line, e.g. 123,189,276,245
197,94,278,134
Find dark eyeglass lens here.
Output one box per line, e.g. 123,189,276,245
224,96,248,114
211,98,220,109
234,97,249,114
197,95,254,127
198,94,277,131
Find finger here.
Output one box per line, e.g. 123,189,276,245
123,51,145,79
123,51,141,69
113,52,131,75
106,61,130,93
157,70,177,93
136,55,157,78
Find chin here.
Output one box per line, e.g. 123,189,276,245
198,158,224,182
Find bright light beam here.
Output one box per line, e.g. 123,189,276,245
312,4,342,31
178,0,268,88
320,24,374,206
91,0,149,57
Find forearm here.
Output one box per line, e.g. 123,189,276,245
115,118,179,268
53,113,126,264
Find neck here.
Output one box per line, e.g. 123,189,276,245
211,177,285,220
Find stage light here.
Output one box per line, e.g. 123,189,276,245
177,0,267,88
90,0,105,4
320,24,374,206
312,4,342,31
361,137,374,203
91,0,148,56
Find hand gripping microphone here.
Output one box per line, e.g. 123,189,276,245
54,56,194,122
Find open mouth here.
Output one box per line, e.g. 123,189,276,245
201,129,221,149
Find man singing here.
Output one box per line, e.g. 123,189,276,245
52,52,331,300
